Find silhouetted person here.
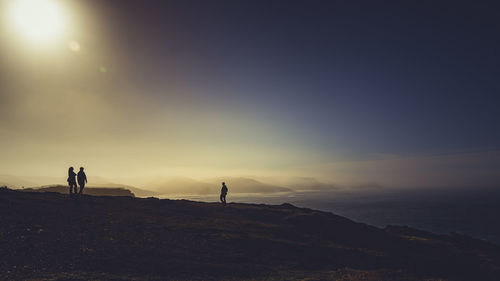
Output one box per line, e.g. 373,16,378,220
220,182,228,205
67,167,77,194
77,167,87,194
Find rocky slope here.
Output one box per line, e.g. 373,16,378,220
0,188,499,280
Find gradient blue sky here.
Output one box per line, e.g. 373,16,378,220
105,0,500,154
1,0,499,187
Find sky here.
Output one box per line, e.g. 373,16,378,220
0,0,499,189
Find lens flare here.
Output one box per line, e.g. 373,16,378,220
68,40,80,52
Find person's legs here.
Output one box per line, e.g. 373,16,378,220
222,194,226,205
68,183,72,194
79,182,85,194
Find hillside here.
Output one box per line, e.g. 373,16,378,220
21,185,135,197
148,177,292,195
0,188,499,280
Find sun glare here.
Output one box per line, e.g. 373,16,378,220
8,0,66,44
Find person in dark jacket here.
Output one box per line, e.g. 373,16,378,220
77,167,87,194
220,182,228,205
67,167,77,194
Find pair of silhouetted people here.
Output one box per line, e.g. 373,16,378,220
220,182,228,205
68,167,87,195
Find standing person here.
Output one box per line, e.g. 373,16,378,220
77,167,87,194
220,182,228,205
67,167,77,195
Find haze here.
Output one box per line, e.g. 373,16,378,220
1,0,499,191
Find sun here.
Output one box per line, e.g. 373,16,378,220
8,0,66,44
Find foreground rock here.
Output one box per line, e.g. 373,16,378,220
0,188,499,280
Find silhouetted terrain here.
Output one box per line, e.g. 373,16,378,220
1,188,499,281
0,174,159,197
148,177,292,195
105,184,159,197
21,185,135,197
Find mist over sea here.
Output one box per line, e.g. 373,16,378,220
163,187,500,245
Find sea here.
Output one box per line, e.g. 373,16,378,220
161,187,500,245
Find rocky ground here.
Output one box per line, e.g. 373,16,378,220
0,187,499,280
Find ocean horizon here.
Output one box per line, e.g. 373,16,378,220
160,187,500,245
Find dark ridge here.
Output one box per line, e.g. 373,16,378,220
21,185,135,197
0,188,499,280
